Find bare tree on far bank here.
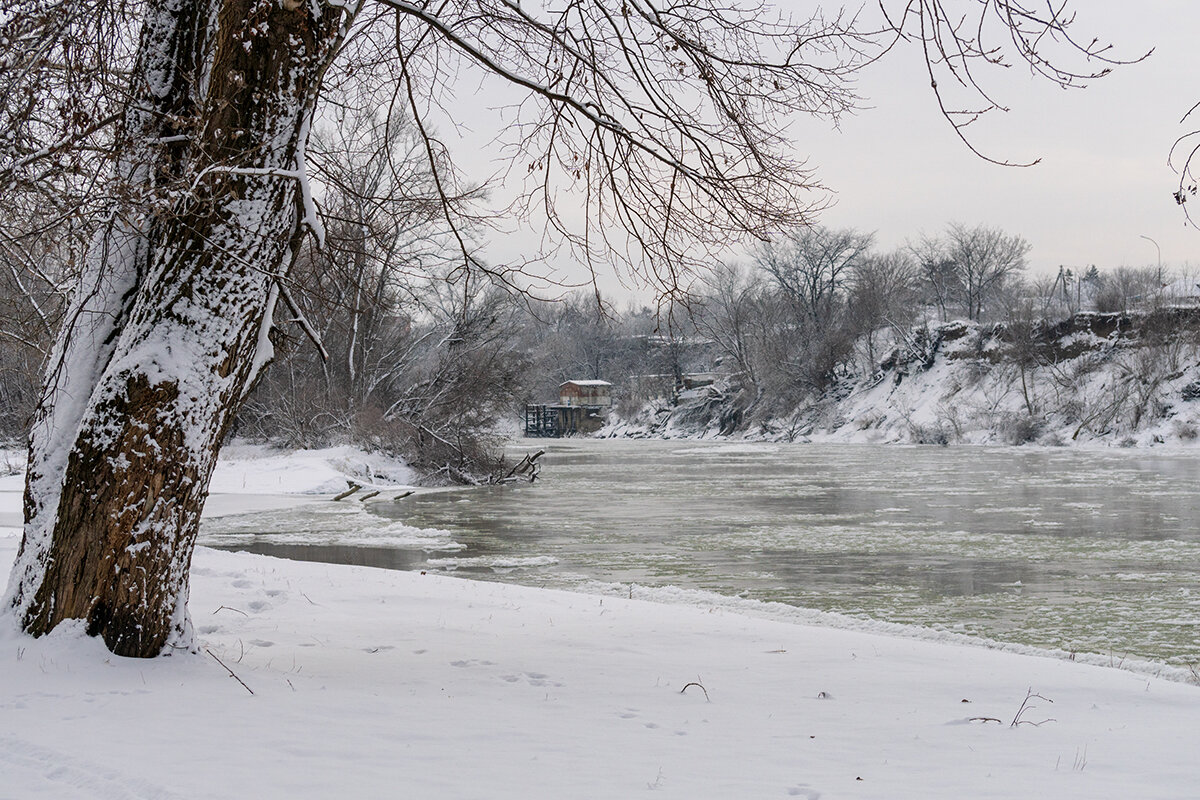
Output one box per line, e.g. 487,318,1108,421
912,224,1030,322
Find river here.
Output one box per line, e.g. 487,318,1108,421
201,439,1200,666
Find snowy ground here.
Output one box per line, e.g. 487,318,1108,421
1,446,1198,798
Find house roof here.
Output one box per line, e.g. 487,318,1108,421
560,380,612,388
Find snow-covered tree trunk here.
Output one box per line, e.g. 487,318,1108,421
4,0,345,657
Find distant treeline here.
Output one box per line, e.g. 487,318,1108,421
1,218,1192,477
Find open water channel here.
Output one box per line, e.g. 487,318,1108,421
202,439,1200,666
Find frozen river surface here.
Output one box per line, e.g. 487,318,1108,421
203,440,1200,666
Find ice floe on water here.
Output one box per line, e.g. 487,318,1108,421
424,555,561,571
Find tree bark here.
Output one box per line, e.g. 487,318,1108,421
5,0,345,657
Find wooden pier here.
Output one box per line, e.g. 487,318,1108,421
524,404,597,437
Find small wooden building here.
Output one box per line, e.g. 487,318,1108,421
558,379,612,408
525,379,613,437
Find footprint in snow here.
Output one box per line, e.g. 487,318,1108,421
524,672,561,687
498,672,562,687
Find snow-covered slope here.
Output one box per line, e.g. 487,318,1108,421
209,443,414,494
604,311,1200,448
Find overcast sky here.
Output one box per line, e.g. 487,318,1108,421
467,2,1200,300
795,1,1199,279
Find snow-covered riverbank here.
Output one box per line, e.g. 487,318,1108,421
603,315,1200,450
1,445,1198,797
2,539,1197,798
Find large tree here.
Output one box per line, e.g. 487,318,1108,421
1,0,1129,656
947,223,1030,321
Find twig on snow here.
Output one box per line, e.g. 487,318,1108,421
1011,687,1055,727
207,648,254,695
